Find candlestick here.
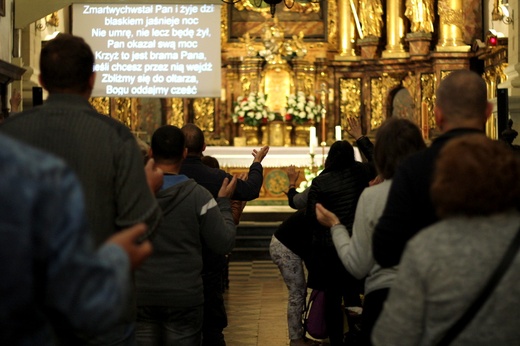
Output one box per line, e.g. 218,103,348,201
321,108,326,145
335,125,342,141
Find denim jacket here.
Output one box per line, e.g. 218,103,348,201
0,134,130,345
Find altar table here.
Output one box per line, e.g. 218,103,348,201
203,146,362,204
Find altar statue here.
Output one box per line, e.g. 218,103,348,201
291,31,308,58
240,32,258,57
359,0,384,37
405,0,434,33
259,18,287,64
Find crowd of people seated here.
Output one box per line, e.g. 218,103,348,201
1,33,520,346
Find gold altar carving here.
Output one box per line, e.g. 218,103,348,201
90,97,110,116
194,98,215,133
222,0,337,50
294,123,313,146
116,98,141,132
359,0,384,37
420,73,436,131
339,78,362,130
242,124,260,146
234,0,320,16
293,59,315,95
405,0,434,33
261,124,268,145
268,121,285,146
327,0,339,49
262,64,294,113
216,0,479,148
370,78,384,130
438,0,464,30
257,19,296,113
440,70,452,81
164,98,184,128
369,74,402,130
402,73,417,105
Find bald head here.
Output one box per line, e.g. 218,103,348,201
435,70,491,132
181,123,205,155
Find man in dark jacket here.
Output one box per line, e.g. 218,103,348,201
0,34,162,345
372,69,492,268
180,123,269,346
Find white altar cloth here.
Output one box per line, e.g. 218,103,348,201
203,146,361,168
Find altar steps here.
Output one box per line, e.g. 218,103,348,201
231,206,294,261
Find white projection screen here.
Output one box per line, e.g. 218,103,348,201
72,3,221,98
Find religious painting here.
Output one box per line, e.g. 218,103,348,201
225,0,328,42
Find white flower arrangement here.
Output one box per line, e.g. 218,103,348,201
296,166,324,192
285,91,322,125
232,93,271,126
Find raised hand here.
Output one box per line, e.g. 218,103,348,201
345,117,363,140
252,146,270,163
218,175,238,198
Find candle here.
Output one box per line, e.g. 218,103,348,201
221,88,226,102
328,88,334,104
310,126,316,154
335,125,342,141
321,108,326,145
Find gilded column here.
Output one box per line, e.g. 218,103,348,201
292,59,314,95
436,0,470,52
382,0,409,58
239,57,264,95
335,0,360,60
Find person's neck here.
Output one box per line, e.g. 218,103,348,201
186,152,202,158
156,163,181,175
441,121,486,134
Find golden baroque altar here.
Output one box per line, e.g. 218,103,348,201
89,0,505,146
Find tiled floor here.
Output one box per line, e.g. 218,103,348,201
223,260,293,346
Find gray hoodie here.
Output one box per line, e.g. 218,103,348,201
135,176,236,308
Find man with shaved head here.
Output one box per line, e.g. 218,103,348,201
180,123,269,346
373,70,492,269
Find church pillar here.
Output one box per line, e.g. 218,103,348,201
382,0,409,58
436,0,470,52
239,57,263,95
335,0,359,60
293,59,314,95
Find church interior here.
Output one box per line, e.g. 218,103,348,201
1,0,517,204
0,1,519,344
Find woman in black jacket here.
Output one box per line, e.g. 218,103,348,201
306,135,376,346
